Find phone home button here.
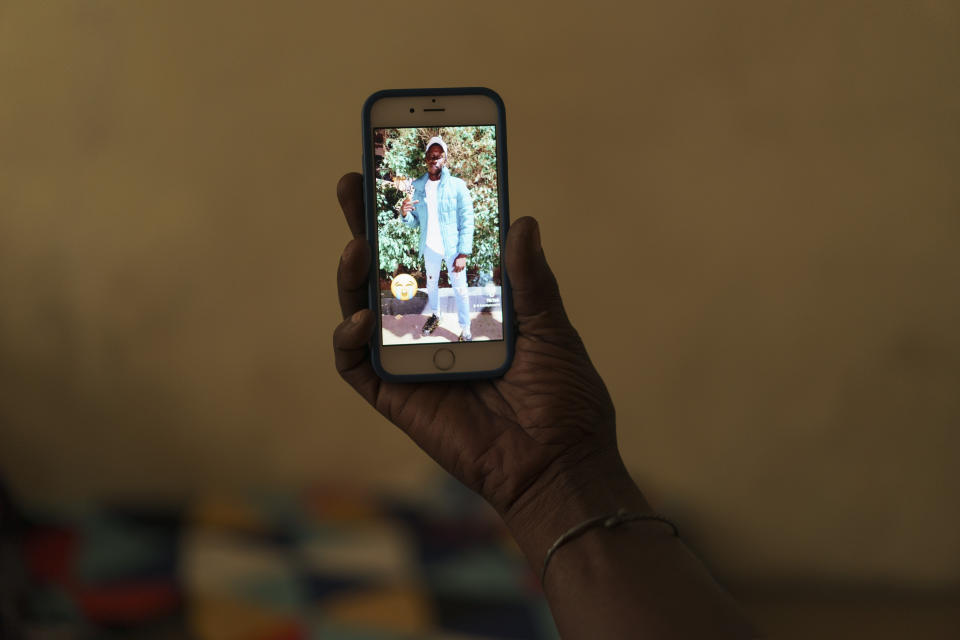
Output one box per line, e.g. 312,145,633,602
433,348,455,371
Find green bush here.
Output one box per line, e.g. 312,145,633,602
375,126,499,284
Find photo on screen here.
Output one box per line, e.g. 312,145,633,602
373,126,502,345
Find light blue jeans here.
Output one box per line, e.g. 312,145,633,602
423,246,471,335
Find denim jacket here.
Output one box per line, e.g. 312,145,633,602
402,167,474,260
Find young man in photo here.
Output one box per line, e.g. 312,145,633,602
399,136,475,341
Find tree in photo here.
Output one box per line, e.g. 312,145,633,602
376,126,499,286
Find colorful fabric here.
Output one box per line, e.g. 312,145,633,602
19,481,559,639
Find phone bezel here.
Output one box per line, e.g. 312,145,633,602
361,88,513,381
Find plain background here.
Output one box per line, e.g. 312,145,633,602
1,1,958,636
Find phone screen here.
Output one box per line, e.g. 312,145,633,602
373,126,503,346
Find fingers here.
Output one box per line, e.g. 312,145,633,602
336,172,371,318
338,237,370,318
337,172,365,238
505,216,571,330
334,174,380,405
333,309,380,404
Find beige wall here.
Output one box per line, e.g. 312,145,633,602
1,0,958,589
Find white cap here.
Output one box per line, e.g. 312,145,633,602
425,136,447,155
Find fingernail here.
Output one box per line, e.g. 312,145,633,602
531,220,541,251
351,309,365,324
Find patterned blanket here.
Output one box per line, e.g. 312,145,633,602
15,481,558,639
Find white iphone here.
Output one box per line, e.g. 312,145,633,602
362,88,514,382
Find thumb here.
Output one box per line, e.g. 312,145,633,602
505,217,572,333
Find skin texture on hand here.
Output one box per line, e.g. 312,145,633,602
334,172,758,639
333,172,618,521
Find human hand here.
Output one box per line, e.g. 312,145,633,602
334,172,634,556
400,197,418,216
452,254,467,272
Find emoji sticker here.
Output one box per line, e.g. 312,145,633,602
390,273,418,301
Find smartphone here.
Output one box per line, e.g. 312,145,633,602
362,88,514,382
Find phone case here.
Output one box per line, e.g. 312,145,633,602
361,88,514,382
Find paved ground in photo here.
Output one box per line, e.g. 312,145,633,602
382,310,503,345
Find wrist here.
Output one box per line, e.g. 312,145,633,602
501,445,652,568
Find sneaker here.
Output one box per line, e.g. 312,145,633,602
458,332,473,342
421,314,440,336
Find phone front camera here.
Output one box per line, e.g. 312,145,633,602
409,107,415,113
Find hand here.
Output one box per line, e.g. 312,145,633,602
452,253,467,272
335,172,624,539
400,197,419,216
336,174,758,639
